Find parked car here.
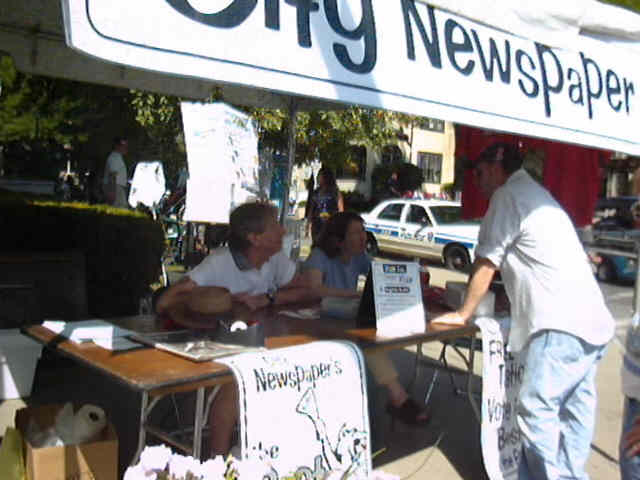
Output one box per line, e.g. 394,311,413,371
361,199,480,271
588,212,640,283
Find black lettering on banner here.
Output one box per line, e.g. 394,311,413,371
400,0,442,68
470,31,511,83
624,79,635,114
567,68,584,105
165,0,257,28
515,49,539,97
284,0,320,48
580,52,603,119
445,19,475,76
265,0,280,29
535,43,564,117
255,368,268,392
606,70,623,111
324,0,377,73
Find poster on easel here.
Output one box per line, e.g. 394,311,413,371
370,261,425,334
180,102,260,223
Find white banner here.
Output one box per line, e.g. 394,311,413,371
62,0,640,154
476,316,525,480
219,341,371,479
180,102,259,223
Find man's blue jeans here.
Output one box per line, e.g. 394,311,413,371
620,397,640,479
517,330,606,480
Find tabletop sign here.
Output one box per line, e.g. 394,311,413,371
476,317,525,480
371,261,425,334
219,341,371,479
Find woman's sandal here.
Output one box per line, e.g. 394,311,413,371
386,398,430,430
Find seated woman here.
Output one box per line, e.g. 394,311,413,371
303,211,430,426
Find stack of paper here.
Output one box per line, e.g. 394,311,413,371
42,319,140,351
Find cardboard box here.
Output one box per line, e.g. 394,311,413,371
15,404,118,480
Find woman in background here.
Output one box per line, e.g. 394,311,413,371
308,168,343,242
303,212,430,426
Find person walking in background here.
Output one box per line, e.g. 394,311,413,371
304,174,315,238
103,136,129,208
387,170,402,198
307,167,343,242
433,142,614,480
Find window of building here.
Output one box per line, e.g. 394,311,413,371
381,145,403,165
336,145,367,180
417,117,445,132
418,152,443,184
377,203,404,221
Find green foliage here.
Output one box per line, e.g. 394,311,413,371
342,190,375,212
371,162,424,201
0,189,164,317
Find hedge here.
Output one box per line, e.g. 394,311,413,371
0,189,164,318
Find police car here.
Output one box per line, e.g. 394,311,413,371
361,199,480,271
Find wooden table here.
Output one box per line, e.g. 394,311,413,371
23,303,479,462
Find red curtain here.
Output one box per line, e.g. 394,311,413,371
457,125,608,227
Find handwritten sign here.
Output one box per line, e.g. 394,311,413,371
219,341,371,479
371,261,425,334
180,102,259,223
476,317,524,479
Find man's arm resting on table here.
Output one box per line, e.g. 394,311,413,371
155,276,197,314
232,271,321,310
431,257,497,325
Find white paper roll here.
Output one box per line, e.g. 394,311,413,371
73,404,107,444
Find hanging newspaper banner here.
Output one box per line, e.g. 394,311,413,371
219,341,371,479
63,0,640,155
476,316,525,480
180,102,259,223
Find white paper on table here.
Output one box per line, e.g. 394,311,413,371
42,319,135,342
92,336,142,351
279,309,320,320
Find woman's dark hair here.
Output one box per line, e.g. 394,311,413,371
317,167,338,193
476,142,523,174
228,202,277,252
315,211,364,258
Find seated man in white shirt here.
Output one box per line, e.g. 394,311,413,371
156,201,314,456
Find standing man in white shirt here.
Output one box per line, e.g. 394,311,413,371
103,137,129,208
434,143,614,480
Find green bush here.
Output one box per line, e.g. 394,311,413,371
371,162,424,202
0,189,164,317
342,190,376,213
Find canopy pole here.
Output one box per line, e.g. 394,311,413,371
279,99,298,224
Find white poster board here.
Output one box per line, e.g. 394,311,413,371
476,316,524,480
128,161,166,209
180,102,259,223
371,261,425,334
219,341,371,479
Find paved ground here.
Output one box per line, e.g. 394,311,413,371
0,240,629,479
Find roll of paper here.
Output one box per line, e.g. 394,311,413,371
73,405,107,444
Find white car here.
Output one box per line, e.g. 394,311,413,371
361,199,480,271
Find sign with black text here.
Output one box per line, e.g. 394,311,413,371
371,261,425,334
63,0,640,155
476,316,524,480
219,341,371,479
